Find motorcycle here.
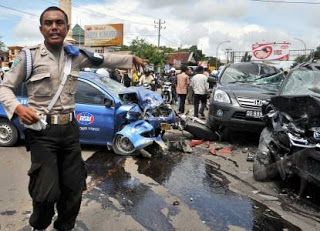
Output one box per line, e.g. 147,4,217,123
177,110,218,141
161,81,173,104
253,96,320,196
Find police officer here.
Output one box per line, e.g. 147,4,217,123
0,6,144,231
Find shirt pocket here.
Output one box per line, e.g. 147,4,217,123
68,71,79,95
28,72,53,96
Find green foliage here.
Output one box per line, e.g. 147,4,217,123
0,37,5,51
313,46,320,59
188,45,205,61
120,38,211,68
127,38,167,66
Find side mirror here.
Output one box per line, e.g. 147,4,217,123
104,97,113,107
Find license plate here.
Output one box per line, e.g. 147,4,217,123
246,110,263,118
160,123,172,130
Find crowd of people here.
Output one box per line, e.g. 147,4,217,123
94,65,211,119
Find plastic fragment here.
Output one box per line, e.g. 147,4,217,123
190,139,203,147
218,148,232,154
210,148,216,155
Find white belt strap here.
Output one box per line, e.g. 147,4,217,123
46,56,72,113
24,48,33,81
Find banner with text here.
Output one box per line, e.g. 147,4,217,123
252,42,291,61
85,24,123,47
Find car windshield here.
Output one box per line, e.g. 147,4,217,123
94,76,127,96
281,70,320,97
220,63,284,91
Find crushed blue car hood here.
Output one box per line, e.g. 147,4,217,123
119,86,164,110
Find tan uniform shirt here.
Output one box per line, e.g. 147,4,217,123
0,42,133,119
176,72,190,95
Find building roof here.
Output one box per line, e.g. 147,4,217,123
72,24,85,36
167,52,196,65
72,24,85,44
7,46,23,49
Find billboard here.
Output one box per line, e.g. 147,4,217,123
84,24,123,47
252,42,291,61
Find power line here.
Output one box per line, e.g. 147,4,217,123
75,0,155,21
251,0,320,4
160,35,176,46
72,0,154,26
0,4,38,17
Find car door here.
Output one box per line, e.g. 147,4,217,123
75,79,115,146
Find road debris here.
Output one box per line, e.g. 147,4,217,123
190,139,203,147
218,148,232,154
167,140,193,153
173,200,180,206
246,153,255,162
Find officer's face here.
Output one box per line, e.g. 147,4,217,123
40,10,69,48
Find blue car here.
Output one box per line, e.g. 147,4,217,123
0,72,177,155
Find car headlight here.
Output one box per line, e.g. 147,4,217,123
214,89,231,104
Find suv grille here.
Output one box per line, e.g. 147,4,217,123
237,97,264,110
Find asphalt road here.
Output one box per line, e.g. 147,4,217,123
0,100,319,231
0,129,319,231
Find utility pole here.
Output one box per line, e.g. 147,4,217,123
154,19,166,48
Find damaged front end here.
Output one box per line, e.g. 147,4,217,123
254,61,320,194
112,87,176,157
257,95,320,191
113,119,166,157
119,86,178,134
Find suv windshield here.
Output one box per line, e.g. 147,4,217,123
281,70,320,97
220,63,284,91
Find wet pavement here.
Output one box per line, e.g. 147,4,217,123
1,130,319,230
83,148,301,230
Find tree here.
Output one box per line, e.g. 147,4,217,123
124,38,167,68
188,45,205,62
241,52,252,62
313,45,320,59
0,37,5,51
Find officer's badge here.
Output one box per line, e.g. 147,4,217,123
10,57,22,71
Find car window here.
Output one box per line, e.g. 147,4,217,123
281,70,320,97
75,81,106,105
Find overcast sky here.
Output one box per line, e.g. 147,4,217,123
0,0,319,58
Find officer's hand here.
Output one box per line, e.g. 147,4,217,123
133,56,145,70
15,105,40,125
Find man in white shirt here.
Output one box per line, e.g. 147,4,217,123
191,66,209,118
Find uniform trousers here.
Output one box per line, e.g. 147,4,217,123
25,120,87,231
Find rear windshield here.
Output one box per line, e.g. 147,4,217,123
281,70,320,97
220,63,284,91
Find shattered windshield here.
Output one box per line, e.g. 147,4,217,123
220,63,284,91
281,70,320,97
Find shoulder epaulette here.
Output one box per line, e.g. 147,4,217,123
80,49,104,66
25,44,41,50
